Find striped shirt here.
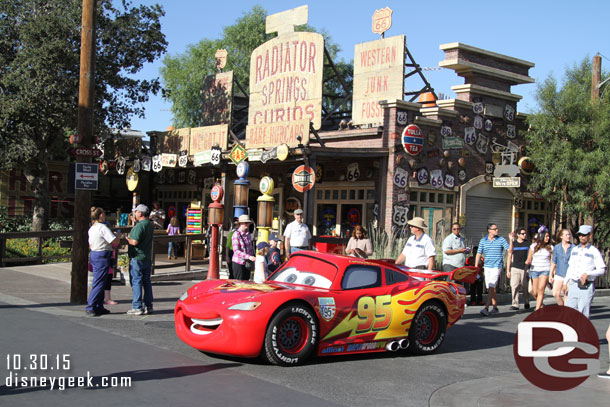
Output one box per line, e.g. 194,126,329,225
477,236,509,269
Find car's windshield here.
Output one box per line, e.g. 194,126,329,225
268,255,337,289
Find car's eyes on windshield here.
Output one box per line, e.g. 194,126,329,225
271,268,332,289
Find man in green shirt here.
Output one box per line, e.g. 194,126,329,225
125,204,154,316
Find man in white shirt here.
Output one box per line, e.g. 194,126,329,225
564,225,606,318
395,217,436,270
284,209,311,255
149,201,166,229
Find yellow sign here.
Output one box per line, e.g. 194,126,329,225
246,120,309,149
352,35,405,126
126,167,139,191
276,144,289,161
229,144,248,165
249,7,324,130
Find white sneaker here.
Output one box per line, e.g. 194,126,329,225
126,308,143,316
480,308,489,316
490,307,500,314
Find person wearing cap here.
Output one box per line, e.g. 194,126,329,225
476,223,513,316
564,225,606,318
231,214,256,281
395,217,436,270
266,232,282,273
253,241,270,283
125,204,155,316
284,208,311,255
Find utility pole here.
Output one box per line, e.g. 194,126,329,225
71,0,96,304
592,53,601,101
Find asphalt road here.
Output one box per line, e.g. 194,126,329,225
0,265,609,406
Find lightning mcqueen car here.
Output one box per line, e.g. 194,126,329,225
174,251,477,366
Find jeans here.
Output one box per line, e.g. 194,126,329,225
130,258,153,310
566,280,595,318
87,250,112,312
168,241,175,257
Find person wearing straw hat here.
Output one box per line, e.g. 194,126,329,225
564,224,606,318
231,214,256,281
395,217,436,271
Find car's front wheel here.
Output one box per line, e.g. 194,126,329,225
263,304,318,366
409,301,447,354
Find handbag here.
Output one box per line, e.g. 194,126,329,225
238,232,255,272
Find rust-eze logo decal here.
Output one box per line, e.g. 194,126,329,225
318,297,336,322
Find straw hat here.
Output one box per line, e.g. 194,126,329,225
407,217,427,229
237,214,253,224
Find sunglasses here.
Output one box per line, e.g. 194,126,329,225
489,228,498,231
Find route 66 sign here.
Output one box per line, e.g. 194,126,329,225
372,7,392,35
141,155,151,171
474,115,483,130
346,162,360,182
430,169,443,189
464,127,476,145
210,147,222,165
417,167,429,185
441,120,452,137
484,119,493,132
473,97,484,114
444,173,455,189
116,157,126,175
506,124,516,139
504,104,515,121
152,155,162,172
514,195,524,209
396,111,408,125
394,167,409,189
458,169,466,182
178,150,188,168
476,133,489,154
133,158,141,173
393,205,409,226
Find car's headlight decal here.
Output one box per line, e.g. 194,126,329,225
227,301,262,311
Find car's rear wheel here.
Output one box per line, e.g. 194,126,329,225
409,302,447,354
263,304,318,366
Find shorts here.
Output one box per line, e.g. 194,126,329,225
483,267,501,289
529,269,550,279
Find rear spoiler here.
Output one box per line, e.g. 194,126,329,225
377,261,479,283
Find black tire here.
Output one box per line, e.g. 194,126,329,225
263,304,318,366
408,302,447,354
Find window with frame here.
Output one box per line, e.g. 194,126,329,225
341,265,382,290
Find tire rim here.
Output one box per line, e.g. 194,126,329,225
278,316,308,354
417,311,439,345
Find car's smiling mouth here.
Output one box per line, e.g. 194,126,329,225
188,316,223,335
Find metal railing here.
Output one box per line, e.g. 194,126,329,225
0,228,208,274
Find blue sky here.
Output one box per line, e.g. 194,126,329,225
126,0,610,133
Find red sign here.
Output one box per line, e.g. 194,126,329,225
210,185,223,202
401,124,423,156
71,147,102,158
292,165,315,193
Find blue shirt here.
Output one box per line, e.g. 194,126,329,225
552,242,574,278
477,236,509,269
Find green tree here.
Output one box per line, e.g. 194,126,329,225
0,0,167,230
161,5,352,129
526,58,610,248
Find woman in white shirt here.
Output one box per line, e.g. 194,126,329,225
86,208,120,317
525,226,552,310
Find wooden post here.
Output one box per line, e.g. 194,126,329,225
592,54,601,101
71,0,96,304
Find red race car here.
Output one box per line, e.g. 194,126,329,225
174,251,477,366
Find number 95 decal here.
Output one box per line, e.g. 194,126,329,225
356,295,392,334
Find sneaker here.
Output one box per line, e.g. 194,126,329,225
98,308,111,315
490,307,500,314
510,306,519,311
126,308,144,316
598,372,610,379
480,308,489,316
85,310,100,317
524,303,531,309
144,307,153,315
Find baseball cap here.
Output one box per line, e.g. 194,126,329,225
294,208,304,215
135,204,149,214
269,232,279,242
257,241,270,250
577,225,592,236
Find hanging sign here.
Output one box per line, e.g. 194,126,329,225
161,153,177,167
292,165,315,193
126,167,138,191
116,157,126,175
430,169,443,189
193,151,211,166
276,144,289,161
260,146,278,163
210,146,222,165
133,158,141,173
178,150,188,168
229,144,247,165
346,162,360,182
401,124,424,156
141,155,151,171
